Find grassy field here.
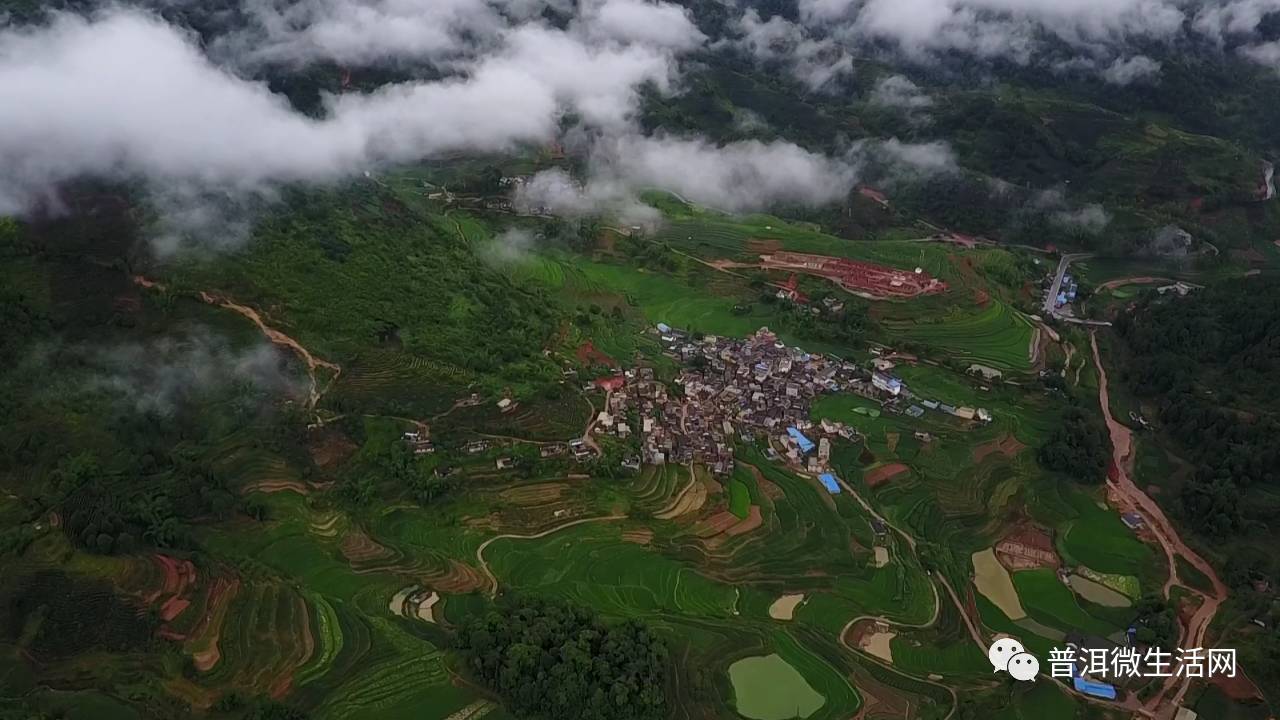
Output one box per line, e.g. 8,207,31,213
1012,569,1122,637
880,300,1036,373
728,653,826,720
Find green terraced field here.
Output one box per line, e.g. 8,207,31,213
881,301,1035,373
1057,492,1154,578
728,653,826,720
1011,568,1121,637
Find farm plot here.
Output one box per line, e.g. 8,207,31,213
880,301,1034,373
482,523,739,618
1057,493,1153,578
729,654,826,720
972,548,1026,621
1011,569,1120,637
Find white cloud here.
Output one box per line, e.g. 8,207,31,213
576,0,706,51
219,0,509,67
597,134,860,211
727,10,853,90
89,329,302,416
1242,38,1280,65
873,138,957,176
1193,0,1280,43
1052,204,1110,232
1101,54,1161,85
799,0,1187,63
480,227,539,265
519,134,859,219
869,74,933,109
0,9,684,217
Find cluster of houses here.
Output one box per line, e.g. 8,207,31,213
406,324,993,478
590,325,992,477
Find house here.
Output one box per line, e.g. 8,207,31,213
787,427,815,453
818,473,841,494
621,456,641,472
906,405,925,418
872,372,902,396
818,437,831,462
540,443,567,458
954,406,977,421
497,398,514,412
496,457,515,470
921,399,940,410
1120,512,1145,530
967,364,1003,381
977,408,992,423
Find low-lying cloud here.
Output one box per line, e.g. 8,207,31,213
0,6,691,220
726,10,853,90
869,74,933,110
88,329,302,416
1101,55,1161,85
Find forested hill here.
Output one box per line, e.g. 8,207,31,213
1114,278,1280,538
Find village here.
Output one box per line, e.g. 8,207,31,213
583,324,995,482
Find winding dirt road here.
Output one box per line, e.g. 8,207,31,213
133,276,341,409
1090,332,1228,719
475,514,626,598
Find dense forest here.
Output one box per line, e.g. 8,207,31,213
1115,278,1280,538
1037,404,1111,483
454,599,670,720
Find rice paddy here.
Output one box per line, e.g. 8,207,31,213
729,654,826,720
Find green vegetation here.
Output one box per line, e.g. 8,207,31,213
728,654,825,720
455,599,669,720
8,45,1279,714
1037,404,1111,483
880,301,1035,373
1011,569,1119,637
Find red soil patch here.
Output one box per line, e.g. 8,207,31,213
972,434,1026,464
621,528,654,545
309,428,358,469
747,466,786,500
995,523,1059,570
693,511,741,538
724,506,763,536
594,375,625,391
762,251,947,299
245,479,310,496
576,341,618,368
191,577,240,672
746,238,783,254
1211,669,1264,701
160,597,191,623
149,554,197,604
974,288,990,307
427,559,489,594
340,531,393,564
499,483,568,506
864,463,909,488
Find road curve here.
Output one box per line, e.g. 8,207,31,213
1090,331,1228,719
475,514,626,598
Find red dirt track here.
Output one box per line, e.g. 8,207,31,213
761,252,947,299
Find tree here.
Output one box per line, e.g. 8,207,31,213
454,598,670,720
1037,405,1110,482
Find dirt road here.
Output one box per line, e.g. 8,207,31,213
133,276,341,409
476,514,626,598
1090,332,1228,719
